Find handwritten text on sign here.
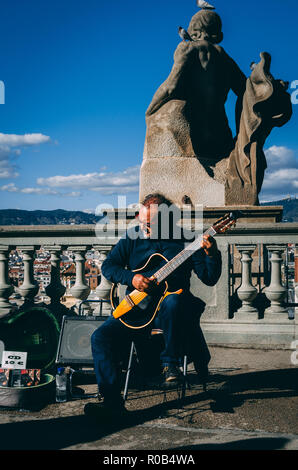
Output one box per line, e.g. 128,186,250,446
1,351,28,370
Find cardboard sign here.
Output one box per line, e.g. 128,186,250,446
1,351,27,370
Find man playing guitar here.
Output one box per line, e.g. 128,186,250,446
87,193,222,420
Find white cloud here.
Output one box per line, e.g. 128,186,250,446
0,146,20,179
0,182,81,197
0,165,19,179
0,133,50,147
21,187,60,195
83,208,96,214
260,146,298,201
263,168,298,189
0,133,51,180
37,165,140,195
264,146,296,168
64,191,82,198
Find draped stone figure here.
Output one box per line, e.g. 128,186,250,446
139,9,292,207
225,52,292,205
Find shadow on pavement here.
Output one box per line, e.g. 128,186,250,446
206,368,298,414
173,437,290,450
0,368,296,450
0,391,206,450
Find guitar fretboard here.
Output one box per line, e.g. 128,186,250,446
154,226,217,283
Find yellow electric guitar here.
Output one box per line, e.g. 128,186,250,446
110,212,241,330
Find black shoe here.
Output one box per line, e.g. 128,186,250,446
84,401,128,423
162,364,182,385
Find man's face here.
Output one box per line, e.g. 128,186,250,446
138,204,159,238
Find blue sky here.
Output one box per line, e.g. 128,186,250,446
0,0,297,211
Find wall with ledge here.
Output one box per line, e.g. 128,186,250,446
0,218,297,349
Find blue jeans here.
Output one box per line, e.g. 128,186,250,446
91,293,210,402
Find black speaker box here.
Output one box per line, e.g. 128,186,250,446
56,315,108,366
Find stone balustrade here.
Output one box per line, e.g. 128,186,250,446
234,245,258,318
0,246,14,318
0,219,297,348
44,245,66,306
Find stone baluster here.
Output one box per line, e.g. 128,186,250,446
69,247,91,313
264,245,287,319
94,246,113,316
235,245,258,319
44,245,66,305
0,246,15,318
16,246,39,307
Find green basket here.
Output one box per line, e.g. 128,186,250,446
0,307,60,371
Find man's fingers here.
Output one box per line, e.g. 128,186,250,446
202,235,213,246
201,239,211,248
201,235,217,256
133,274,158,292
142,278,157,292
136,276,153,291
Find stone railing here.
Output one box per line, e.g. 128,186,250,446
0,224,117,321
0,219,297,348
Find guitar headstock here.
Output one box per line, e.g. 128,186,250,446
212,211,244,234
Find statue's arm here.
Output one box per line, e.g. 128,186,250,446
146,42,193,117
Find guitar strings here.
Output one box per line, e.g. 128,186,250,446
155,226,217,283
128,226,218,299
124,222,225,307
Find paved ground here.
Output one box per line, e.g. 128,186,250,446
0,347,297,451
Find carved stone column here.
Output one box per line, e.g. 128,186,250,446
264,245,287,318
16,246,39,307
0,246,15,318
234,245,258,318
94,247,113,316
69,247,91,312
44,246,66,305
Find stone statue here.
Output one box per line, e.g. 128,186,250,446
225,52,292,205
139,9,292,207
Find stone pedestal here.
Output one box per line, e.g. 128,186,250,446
234,245,258,320
69,247,91,314
94,247,113,316
0,246,15,318
104,206,284,230
264,245,288,320
16,247,39,307
140,156,228,208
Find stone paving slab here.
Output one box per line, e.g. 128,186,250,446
67,422,298,451
0,347,297,451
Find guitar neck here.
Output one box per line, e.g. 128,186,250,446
154,225,217,283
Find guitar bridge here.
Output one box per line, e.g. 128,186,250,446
125,294,135,308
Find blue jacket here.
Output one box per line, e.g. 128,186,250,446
101,226,222,293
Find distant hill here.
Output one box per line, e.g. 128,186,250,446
0,209,102,225
0,199,297,225
261,197,298,222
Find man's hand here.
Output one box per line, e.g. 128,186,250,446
201,235,218,257
132,274,157,293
